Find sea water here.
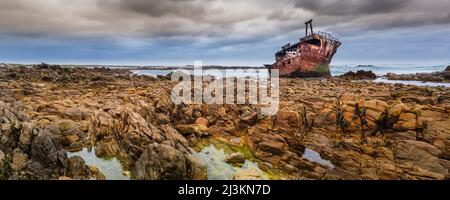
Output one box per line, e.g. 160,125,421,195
132,64,449,87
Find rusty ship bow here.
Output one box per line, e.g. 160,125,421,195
268,19,341,78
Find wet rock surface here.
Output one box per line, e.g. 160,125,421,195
224,153,245,164
0,64,449,180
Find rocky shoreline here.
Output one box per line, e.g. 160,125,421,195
386,66,450,83
0,64,449,180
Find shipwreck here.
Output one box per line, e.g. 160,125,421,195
267,19,341,78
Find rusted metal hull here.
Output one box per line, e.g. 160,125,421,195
268,31,341,78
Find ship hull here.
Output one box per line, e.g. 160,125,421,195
270,51,333,78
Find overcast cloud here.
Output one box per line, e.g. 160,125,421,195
0,0,449,65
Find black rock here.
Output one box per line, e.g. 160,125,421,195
30,130,61,167
340,70,377,80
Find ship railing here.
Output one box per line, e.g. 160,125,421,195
317,31,341,44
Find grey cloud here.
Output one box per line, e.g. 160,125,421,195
291,0,450,33
294,0,410,16
98,0,209,19
0,0,449,45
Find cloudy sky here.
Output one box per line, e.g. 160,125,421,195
0,0,449,66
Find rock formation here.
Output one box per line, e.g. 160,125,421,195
0,64,448,180
386,67,450,83
339,70,377,80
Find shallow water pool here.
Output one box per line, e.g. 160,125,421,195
302,148,334,169
67,148,130,180
193,144,267,180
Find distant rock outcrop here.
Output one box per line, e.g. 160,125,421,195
387,67,450,83
339,70,377,80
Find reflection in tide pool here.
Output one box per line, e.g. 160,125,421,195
67,148,130,180
193,144,267,180
302,148,334,169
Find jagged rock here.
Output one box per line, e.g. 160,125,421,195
79,121,90,133
323,167,363,180
11,149,27,171
113,110,163,161
393,112,417,131
185,154,208,180
94,138,120,158
118,109,164,147
63,135,80,145
387,69,449,82
65,156,91,180
65,107,93,121
240,112,258,126
258,141,285,155
176,124,210,137
0,150,5,166
195,117,209,127
283,164,298,173
362,100,389,118
90,110,113,138
396,140,447,180
233,168,264,180
313,165,328,175
156,113,170,124
58,176,73,180
388,131,417,140
1,64,449,181
122,171,131,177
399,140,442,157
388,101,408,119
361,99,389,129
19,122,33,148
336,95,390,132
158,125,189,148
224,153,245,164
90,107,205,180
89,166,106,180
57,120,78,132
340,70,377,80
134,143,206,180
274,111,300,129
30,131,62,167
91,108,164,159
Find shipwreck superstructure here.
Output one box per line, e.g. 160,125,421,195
268,19,341,78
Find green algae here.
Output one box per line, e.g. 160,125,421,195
193,137,289,180
315,64,330,74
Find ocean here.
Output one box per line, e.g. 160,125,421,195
133,64,450,87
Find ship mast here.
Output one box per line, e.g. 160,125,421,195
305,19,313,36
